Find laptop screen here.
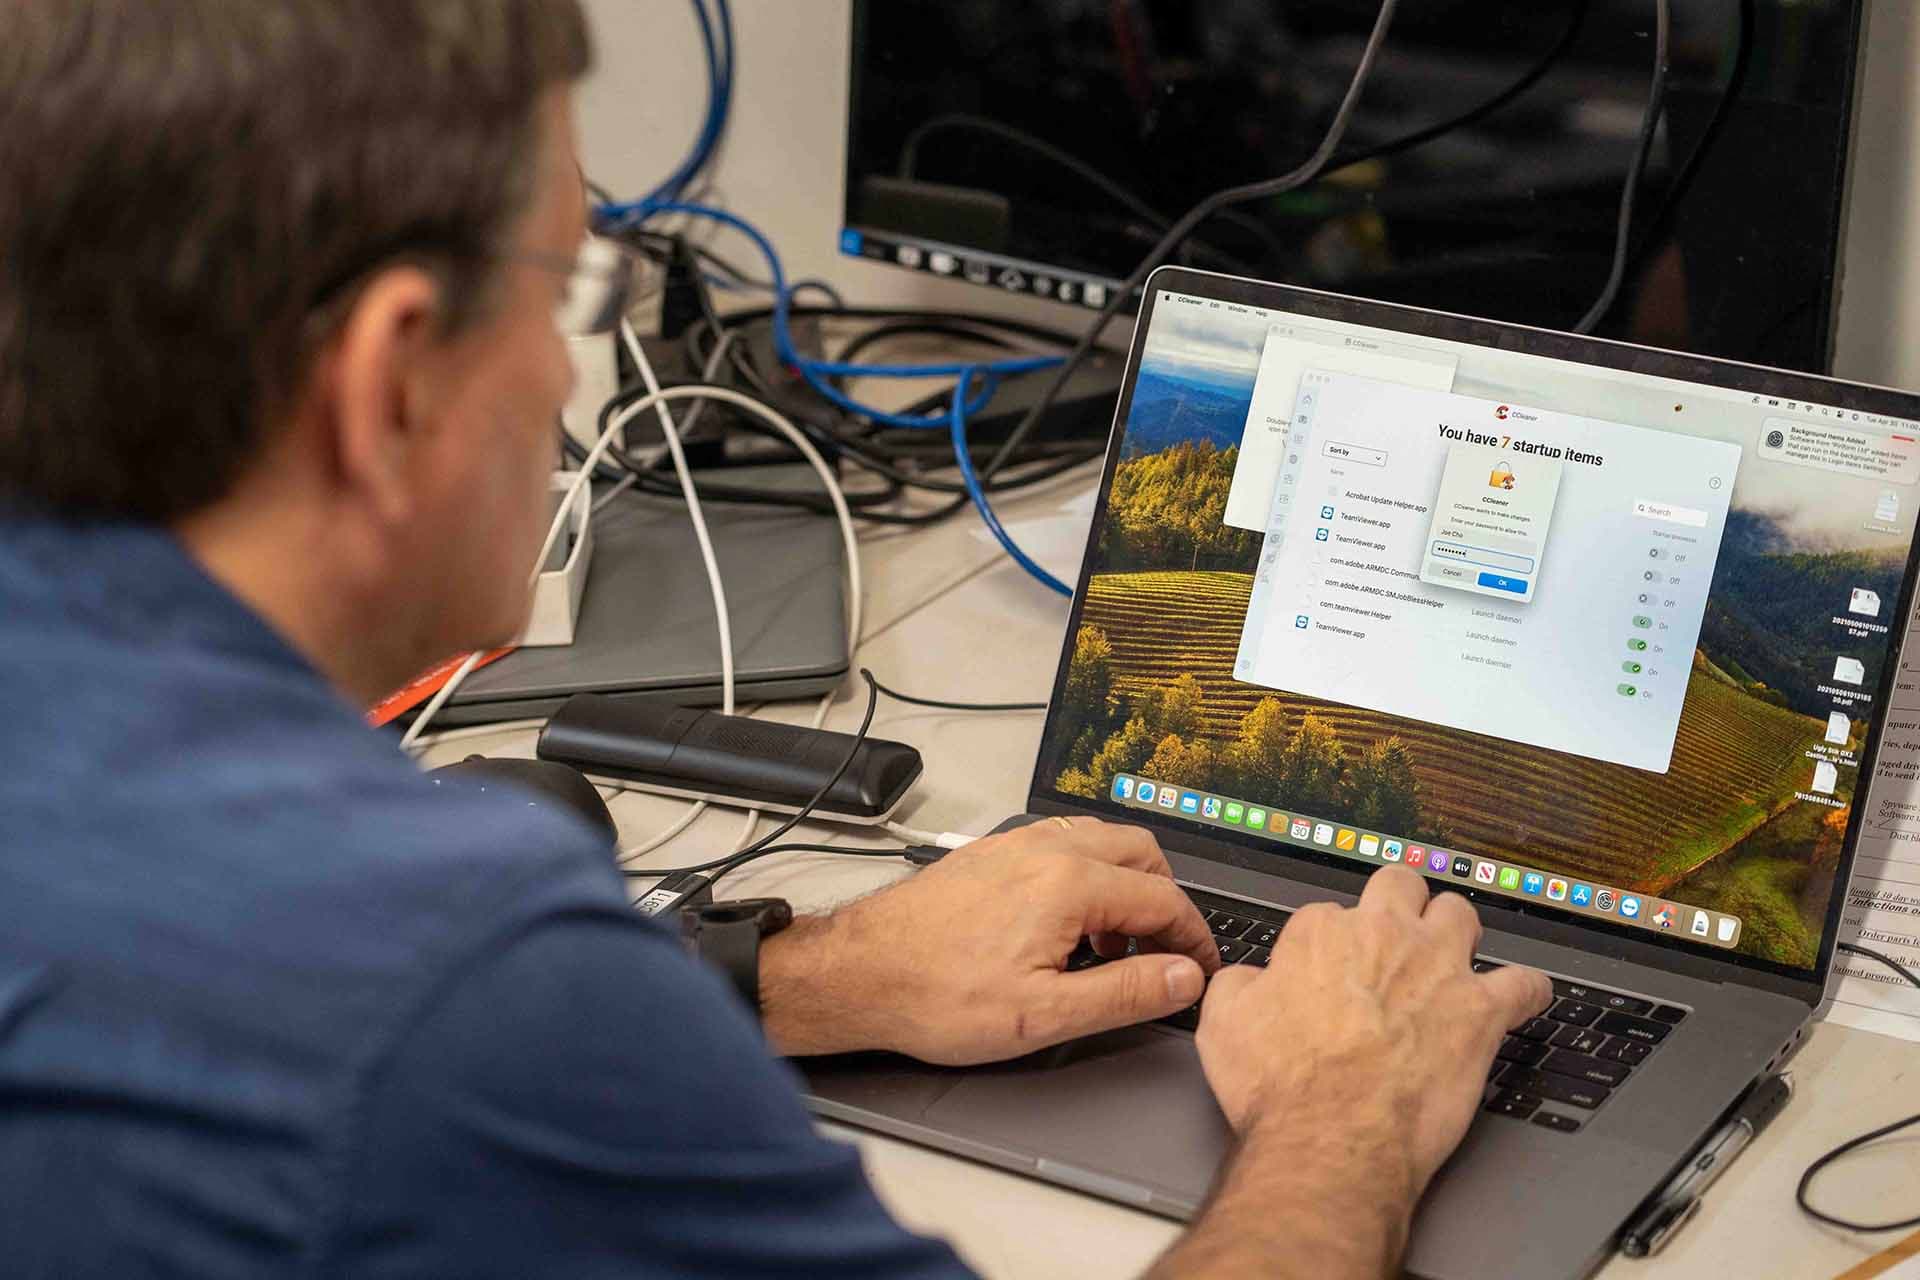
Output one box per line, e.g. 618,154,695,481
1035,268,1920,982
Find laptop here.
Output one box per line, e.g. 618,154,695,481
802,266,1920,1278
423,481,848,727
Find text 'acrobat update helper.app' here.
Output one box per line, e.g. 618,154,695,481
1233,366,1741,774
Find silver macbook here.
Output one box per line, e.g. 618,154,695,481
803,266,1920,1279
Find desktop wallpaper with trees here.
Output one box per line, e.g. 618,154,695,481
1042,308,1910,969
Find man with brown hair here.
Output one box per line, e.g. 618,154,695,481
0,3,1547,1275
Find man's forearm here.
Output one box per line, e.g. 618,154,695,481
1147,1118,1416,1280
757,910,901,1058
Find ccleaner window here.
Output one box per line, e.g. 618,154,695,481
1234,369,1742,773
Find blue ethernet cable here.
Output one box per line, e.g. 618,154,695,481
592,199,1074,594
611,201,1063,426
617,0,733,220
951,368,1073,597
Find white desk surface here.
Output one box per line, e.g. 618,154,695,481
421,473,1920,1280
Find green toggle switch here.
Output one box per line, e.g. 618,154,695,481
1617,683,1638,697
1623,661,1643,674
1628,638,1648,651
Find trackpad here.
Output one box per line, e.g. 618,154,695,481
922,1025,1232,1208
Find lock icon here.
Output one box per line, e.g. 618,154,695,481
1489,463,1516,490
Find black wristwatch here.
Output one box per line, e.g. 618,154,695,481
680,897,793,1018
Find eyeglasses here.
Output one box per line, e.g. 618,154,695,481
308,235,641,339
513,236,640,337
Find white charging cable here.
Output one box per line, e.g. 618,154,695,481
405,330,874,866
593,380,868,858
400,326,735,752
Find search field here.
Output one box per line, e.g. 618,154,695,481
1633,499,1709,528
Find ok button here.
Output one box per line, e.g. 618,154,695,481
1477,572,1527,594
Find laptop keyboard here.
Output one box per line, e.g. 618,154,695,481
1070,888,1689,1136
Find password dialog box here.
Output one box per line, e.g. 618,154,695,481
1420,438,1563,603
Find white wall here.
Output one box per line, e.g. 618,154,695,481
578,0,1920,387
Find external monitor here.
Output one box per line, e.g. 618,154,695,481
844,1,1869,374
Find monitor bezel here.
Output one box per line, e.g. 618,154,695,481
1025,264,1920,1004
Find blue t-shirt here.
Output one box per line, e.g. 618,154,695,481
0,516,967,1278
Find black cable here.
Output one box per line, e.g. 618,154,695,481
868,673,1045,713
683,303,1088,358
690,242,847,308
964,0,1681,486
666,294,1098,520
1794,943,1920,1232
732,668,881,860
623,842,910,897
1628,0,1752,262
1837,942,1920,995
565,421,1091,529
693,241,770,287
1571,0,1671,335
897,112,1286,270
1327,0,1590,173
580,379,1100,510
561,415,911,512
831,320,1017,374
680,303,1087,475
1796,1111,1920,1233
974,0,1401,491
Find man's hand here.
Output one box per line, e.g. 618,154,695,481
1150,865,1553,1280
759,817,1219,1064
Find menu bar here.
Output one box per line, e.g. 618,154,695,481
1111,773,1743,950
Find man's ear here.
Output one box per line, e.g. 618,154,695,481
324,267,446,527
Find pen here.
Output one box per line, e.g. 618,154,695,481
1620,1072,1795,1258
